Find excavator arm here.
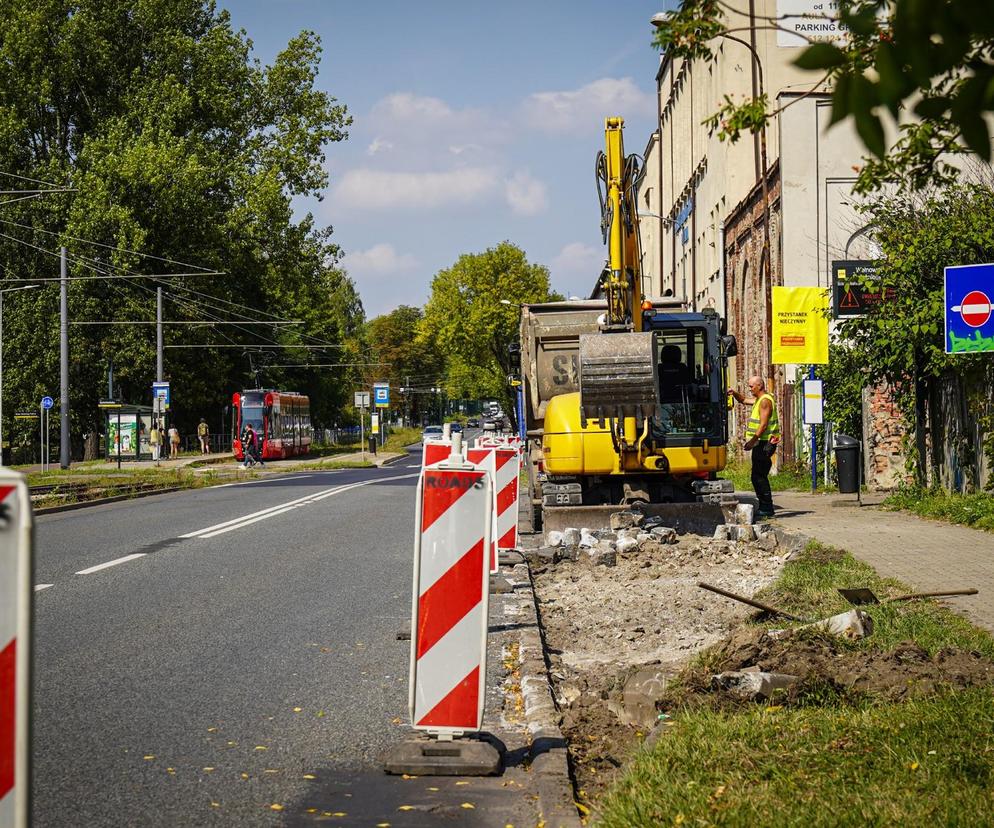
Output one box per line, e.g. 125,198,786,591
595,116,645,332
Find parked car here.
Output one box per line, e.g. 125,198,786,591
421,425,443,443
466,418,480,428
448,421,463,433
482,418,497,432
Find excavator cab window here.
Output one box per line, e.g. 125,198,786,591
652,327,718,441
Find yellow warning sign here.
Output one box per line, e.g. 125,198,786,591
771,286,829,364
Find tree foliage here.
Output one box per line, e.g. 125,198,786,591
837,177,994,487
652,0,994,192
419,242,558,429
0,0,356,454
365,305,444,424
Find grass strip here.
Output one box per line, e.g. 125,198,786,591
884,487,994,533
598,687,994,828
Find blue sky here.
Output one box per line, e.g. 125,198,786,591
224,1,669,317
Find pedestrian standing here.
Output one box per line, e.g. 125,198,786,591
149,421,162,466
197,418,210,455
728,375,780,519
168,423,180,460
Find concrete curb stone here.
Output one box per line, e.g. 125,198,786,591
504,560,582,828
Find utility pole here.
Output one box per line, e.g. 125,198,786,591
60,246,70,469
156,286,163,382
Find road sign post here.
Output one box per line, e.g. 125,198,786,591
945,264,994,353
39,397,53,473
0,472,34,828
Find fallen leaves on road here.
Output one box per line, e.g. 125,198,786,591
166,768,176,775
293,707,302,713
207,727,218,733
398,805,414,811
203,767,214,773
210,802,219,808
270,804,284,812
254,745,268,751
461,803,475,809
240,773,249,780
143,755,155,761
303,774,316,780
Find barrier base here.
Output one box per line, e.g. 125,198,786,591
383,736,503,776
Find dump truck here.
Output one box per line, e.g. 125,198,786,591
518,117,738,530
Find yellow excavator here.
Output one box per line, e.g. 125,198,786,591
526,117,738,511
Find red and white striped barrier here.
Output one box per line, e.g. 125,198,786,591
0,474,33,828
492,447,520,551
466,447,499,574
422,439,453,468
409,445,493,733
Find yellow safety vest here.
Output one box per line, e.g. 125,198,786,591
746,392,780,441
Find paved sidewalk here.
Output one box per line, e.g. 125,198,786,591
770,491,994,633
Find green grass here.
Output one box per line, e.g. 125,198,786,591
719,458,820,493
382,426,421,453
884,487,994,533
596,542,994,826
598,687,994,827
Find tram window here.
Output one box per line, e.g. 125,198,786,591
241,404,263,434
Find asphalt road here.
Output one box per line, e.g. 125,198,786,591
30,449,450,826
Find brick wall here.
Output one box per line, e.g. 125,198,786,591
861,382,910,490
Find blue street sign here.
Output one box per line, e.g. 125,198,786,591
373,382,390,408
152,381,171,410
945,263,994,354
40,396,54,410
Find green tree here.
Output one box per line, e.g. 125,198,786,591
419,242,557,429
652,0,994,192
365,305,444,425
0,0,355,453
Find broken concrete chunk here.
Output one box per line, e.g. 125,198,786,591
636,532,653,543
546,530,564,548
525,546,558,566
594,529,618,542
753,532,779,551
610,511,642,530
713,525,731,541
807,609,874,639
650,526,678,544
561,527,581,547
735,503,755,526
616,536,640,556
735,525,757,542
711,670,800,699
586,541,617,567
641,515,664,530
579,529,598,548
617,667,671,729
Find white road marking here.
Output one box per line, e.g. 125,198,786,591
35,583,54,592
76,553,146,575
183,472,420,539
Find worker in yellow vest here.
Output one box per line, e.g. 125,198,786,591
728,375,780,519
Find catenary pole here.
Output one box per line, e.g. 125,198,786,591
156,286,163,382
60,246,70,468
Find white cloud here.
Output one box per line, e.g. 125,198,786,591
366,137,393,156
332,167,500,211
522,78,654,132
367,93,506,146
551,242,604,289
341,243,418,275
505,170,548,216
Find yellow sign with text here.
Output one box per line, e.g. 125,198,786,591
771,286,829,364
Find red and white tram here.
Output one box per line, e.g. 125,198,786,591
232,389,312,461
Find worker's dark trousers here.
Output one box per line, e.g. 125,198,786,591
751,442,775,515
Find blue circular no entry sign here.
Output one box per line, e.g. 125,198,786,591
41,396,54,410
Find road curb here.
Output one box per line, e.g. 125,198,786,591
504,560,582,828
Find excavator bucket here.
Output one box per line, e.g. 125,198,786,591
578,331,659,424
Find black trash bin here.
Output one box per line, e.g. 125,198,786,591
1,445,9,466
834,434,860,494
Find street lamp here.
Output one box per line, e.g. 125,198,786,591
0,284,40,463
